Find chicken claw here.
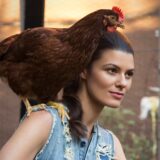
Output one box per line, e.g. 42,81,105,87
47,101,70,122
22,98,46,116
22,98,70,121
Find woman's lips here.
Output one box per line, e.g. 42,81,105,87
109,91,124,100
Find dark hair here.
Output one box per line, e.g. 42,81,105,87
88,31,134,68
62,31,134,139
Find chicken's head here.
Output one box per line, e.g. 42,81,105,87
103,6,125,32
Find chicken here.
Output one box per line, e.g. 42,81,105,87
0,7,124,120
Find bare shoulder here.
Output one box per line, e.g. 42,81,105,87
0,110,53,160
111,132,127,160
21,110,54,131
19,110,54,143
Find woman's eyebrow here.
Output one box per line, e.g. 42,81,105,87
127,69,135,72
103,63,135,71
103,63,120,69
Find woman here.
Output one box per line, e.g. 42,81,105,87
0,31,135,160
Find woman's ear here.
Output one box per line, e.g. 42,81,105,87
80,69,88,80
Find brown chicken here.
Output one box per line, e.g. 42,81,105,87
0,7,124,118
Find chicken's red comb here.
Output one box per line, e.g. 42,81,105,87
112,6,124,21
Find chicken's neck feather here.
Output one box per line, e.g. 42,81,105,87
59,17,104,64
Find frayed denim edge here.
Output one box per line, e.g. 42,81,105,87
35,107,57,160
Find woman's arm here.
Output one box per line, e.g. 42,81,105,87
0,110,53,160
113,134,126,160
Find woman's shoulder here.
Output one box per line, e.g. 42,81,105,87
20,104,65,142
98,126,126,160
22,109,54,131
111,132,126,160
98,126,114,140
98,126,121,145
23,109,54,146
21,103,67,129
0,110,54,160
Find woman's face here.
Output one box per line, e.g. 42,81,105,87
81,49,135,108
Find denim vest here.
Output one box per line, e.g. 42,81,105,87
32,105,115,160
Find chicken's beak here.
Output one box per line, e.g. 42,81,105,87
117,23,125,29
107,17,125,29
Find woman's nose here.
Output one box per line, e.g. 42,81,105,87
116,74,128,88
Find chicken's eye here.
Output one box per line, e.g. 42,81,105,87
110,16,116,20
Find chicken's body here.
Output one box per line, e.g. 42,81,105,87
0,8,124,116
0,26,99,102
0,28,75,101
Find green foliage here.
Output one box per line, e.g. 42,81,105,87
99,107,153,160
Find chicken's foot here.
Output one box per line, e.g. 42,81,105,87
21,98,70,122
47,101,70,122
22,98,45,117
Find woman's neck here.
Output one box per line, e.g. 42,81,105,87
77,88,104,139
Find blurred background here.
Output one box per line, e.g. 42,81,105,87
0,0,160,159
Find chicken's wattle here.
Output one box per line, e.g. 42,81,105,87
107,26,117,32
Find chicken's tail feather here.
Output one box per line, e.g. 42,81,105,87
0,34,19,61
0,34,18,78
0,61,8,78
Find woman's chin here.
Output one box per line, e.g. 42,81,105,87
103,101,122,108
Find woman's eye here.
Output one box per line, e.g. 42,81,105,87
125,71,134,79
105,68,118,74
